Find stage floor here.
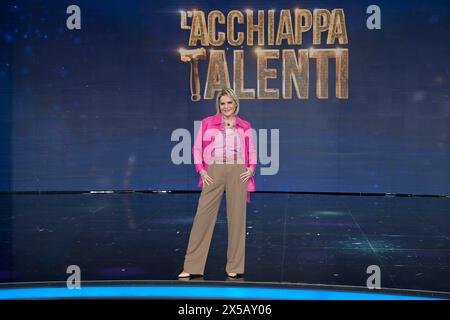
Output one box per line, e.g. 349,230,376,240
0,192,449,297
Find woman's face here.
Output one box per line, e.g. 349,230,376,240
219,95,236,117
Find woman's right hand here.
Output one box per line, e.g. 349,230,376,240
200,169,214,186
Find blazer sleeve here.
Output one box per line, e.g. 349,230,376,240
247,122,257,173
192,119,204,173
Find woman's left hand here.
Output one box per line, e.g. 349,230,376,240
240,167,254,183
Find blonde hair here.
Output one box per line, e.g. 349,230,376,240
215,88,240,115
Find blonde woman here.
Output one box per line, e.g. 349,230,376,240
178,88,257,279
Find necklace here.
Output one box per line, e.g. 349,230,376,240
222,115,235,128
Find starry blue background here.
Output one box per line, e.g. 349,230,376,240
0,0,449,194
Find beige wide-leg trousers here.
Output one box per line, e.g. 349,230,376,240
183,161,248,275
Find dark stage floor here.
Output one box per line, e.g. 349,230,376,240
0,192,449,294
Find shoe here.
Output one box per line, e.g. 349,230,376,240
227,272,238,278
178,271,203,278
178,271,191,278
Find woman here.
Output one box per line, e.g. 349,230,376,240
178,88,257,279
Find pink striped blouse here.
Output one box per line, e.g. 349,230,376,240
211,119,244,163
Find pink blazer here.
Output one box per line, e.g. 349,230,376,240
192,113,257,203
